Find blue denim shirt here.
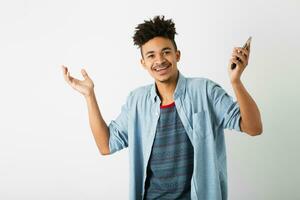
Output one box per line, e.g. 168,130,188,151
108,70,242,200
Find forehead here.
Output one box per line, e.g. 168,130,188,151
142,37,174,54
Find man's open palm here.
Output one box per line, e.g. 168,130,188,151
61,65,94,97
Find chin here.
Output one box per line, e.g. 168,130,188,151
155,75,172,83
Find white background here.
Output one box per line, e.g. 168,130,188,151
0,0,299,199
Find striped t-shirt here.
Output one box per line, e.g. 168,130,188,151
144,102,194,200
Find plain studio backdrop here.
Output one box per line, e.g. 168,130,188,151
0,0,299,199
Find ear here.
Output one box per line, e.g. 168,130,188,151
140,58,147,69
176,50,181,62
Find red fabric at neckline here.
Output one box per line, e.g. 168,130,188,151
160,102,175,109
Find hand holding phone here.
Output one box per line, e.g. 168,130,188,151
231,36,252,70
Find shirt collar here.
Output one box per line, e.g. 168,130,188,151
150,70,186,104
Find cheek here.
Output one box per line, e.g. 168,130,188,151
168,55,177,62
145,61,154,68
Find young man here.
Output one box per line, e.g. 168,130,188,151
61,15,262,200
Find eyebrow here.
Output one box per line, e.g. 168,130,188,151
145,47,172,56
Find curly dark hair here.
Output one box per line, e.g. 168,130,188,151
132,15,178,57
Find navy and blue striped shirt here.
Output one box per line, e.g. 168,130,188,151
144,102,194,200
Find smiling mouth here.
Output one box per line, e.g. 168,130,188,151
153,64,171,72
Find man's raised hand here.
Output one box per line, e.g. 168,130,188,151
61,65,95,97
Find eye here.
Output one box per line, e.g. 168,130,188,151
163,51,170,55
147,55,154,58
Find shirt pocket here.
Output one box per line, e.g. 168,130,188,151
192,110,212,139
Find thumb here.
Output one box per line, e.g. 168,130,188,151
81,68,90,79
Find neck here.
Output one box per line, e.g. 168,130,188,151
155,70,179,103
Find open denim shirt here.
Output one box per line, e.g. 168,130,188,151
108,70,242,200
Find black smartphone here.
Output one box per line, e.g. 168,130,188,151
231,36,252,69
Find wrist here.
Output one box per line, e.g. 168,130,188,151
84,89,95,100
231,79,242,86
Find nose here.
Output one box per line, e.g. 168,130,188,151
154,53,166,65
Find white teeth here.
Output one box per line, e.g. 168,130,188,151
155,66,169,71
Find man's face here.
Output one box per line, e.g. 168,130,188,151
140,36,181,83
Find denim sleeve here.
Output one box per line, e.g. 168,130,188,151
108,92,132,154
207,80,242,132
